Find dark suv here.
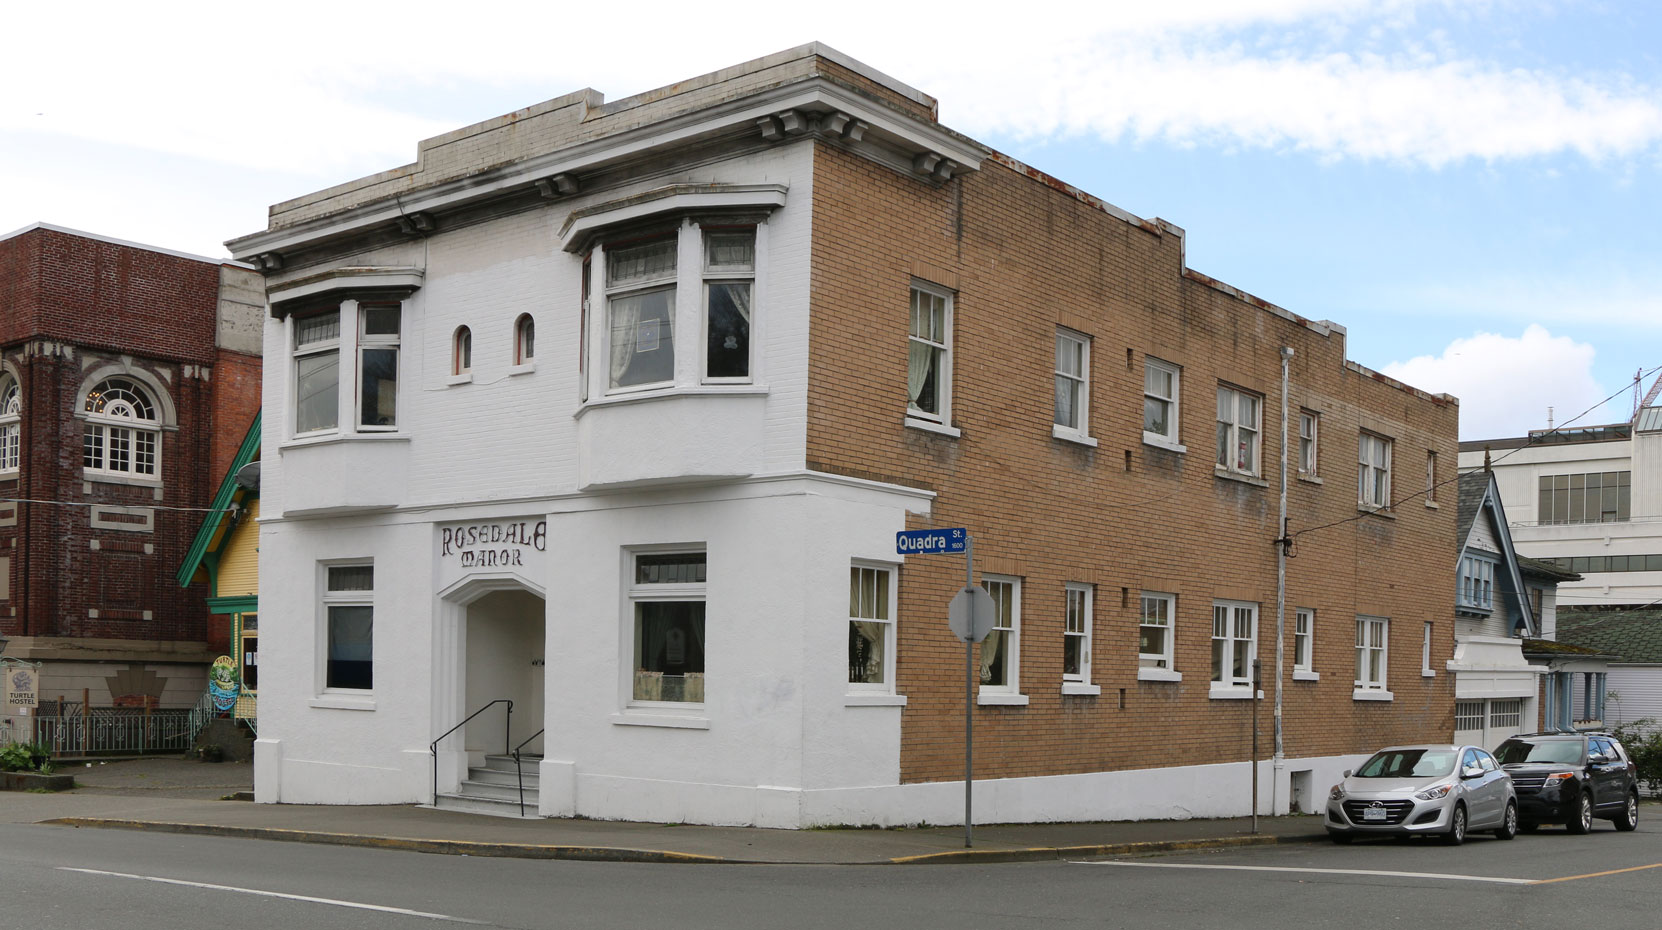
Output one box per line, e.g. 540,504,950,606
1493,732,1640,834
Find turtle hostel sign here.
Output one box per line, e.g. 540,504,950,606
6,666,38,711
440,520,547,569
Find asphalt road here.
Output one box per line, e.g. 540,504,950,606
4,816,1657,929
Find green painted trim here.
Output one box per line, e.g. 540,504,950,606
177,413,261,589
207,595,258,614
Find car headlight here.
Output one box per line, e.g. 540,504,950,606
1329,784,1346,801
1543,773,1575,783
1414,784,1453,801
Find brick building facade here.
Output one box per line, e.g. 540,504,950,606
0,223,262,710
230,45,1458,824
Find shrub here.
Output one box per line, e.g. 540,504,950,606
0,741,52,774
1609,720,1662,797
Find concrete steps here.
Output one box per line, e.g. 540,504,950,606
432,754,541,819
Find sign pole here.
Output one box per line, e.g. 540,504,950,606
964,535,974,849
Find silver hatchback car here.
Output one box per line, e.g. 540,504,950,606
1326,744,1517,845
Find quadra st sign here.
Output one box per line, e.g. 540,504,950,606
895,528,967,554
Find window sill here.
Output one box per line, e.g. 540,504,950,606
575,384,769,418
1142,433,1186,454
1357,504,1396,519
1137,667,1182,683
1352,689,1394,702
1061,682,1101,696
446,373,473,386
1421,670,1437,678
309,695,376,711
1209,686,1262,700
1424,500,1439,510
1214,468,1269,488
905,416,961,438
1297,474,1323,486
83,472,164,489
281,432,412,451
977,692,1029,706
844,693,908,707
508,362,535,376
1293,669,1320,682
610,712,710,730
1052,426,1098,447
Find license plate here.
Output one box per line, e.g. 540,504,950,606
1362,807,1388,822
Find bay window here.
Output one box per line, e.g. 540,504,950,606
290,300,402,437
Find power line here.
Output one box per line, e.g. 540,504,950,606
0,497,236,514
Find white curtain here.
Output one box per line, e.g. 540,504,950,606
979,630,1002,684
907,343,931,409
609,298,639,388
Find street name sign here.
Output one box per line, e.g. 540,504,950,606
895,528,967,554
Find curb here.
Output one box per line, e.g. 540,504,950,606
887,832,1330,864
42,816,1330,865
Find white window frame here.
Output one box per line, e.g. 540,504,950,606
1138,592,1181,681
1422,621,1435,677
978,575,1025,704
1062,583,1099,694
625,548,708,713
602,235,680,395
1298,410,1319,477
1053,329,1094,445
82,377,162,482
905,282,955,434
701,228,756,384
1354,615,1391,699
848,561,899,698
1142,357,1183,451
320,561,374,696
1293,607,1318,680
1210,600,1258,697
1458,554,1496,612
1359,432,1393,509
287,299,405,440
1215,385,1262,478
0,375,19,476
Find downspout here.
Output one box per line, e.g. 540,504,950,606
1274,346,1293,810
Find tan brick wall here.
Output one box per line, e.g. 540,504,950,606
806,141,1459,784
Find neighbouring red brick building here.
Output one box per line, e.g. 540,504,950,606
0,223,262,710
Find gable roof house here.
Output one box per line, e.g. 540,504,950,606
1555,607,1662,731
228,45,1461,826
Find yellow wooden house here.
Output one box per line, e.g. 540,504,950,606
177,415,260,729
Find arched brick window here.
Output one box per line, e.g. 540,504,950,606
0,376,20,475
83,377,161,479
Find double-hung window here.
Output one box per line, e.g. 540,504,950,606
1458,554,1496,612
1298,411,1319,476
1215,385,1261,477
83,377,162,480
1355,615,1389,697
629,551,707,705
0,376,21,475
1143,358,1181,448
907,284,953,426
1054,330,1091,440
1293,607,1316,679
1138,592,1178,680
703,230,754,381
323,563,374,691
849,563,896,693
978,576,1022,701
1062,583,1095,692
1359,432,1392,509
606,238,679,391
1211,600,1257,694
290,301,402,437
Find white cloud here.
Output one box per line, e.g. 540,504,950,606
1381,325,1623,439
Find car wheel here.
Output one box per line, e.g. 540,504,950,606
1614,793,1639,832
1443,804,1467,846
1328,831,1354,845
1566,792,1593,835
1494,801,1518,841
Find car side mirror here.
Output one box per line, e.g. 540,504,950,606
1589,753,1610,764
1342,769,1352,779
1461,765,1484,779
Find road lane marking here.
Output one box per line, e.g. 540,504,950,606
1529,862,1662,885
1079,860,1536,885
56,868,490,924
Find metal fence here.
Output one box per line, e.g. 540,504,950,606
30,701,194,756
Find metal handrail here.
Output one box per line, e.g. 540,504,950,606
429,699,512,806
510,728,544,817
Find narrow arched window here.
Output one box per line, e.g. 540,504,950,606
0,376,21,475
83,377,161,479
453,326,472,376
514,314,535,365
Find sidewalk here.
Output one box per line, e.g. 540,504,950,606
0,756,1330,864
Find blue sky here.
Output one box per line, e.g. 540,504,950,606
4,0,1658,439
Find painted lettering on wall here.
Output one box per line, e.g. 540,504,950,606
440,520,547,569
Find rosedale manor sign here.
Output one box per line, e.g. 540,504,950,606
440,520,548,569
